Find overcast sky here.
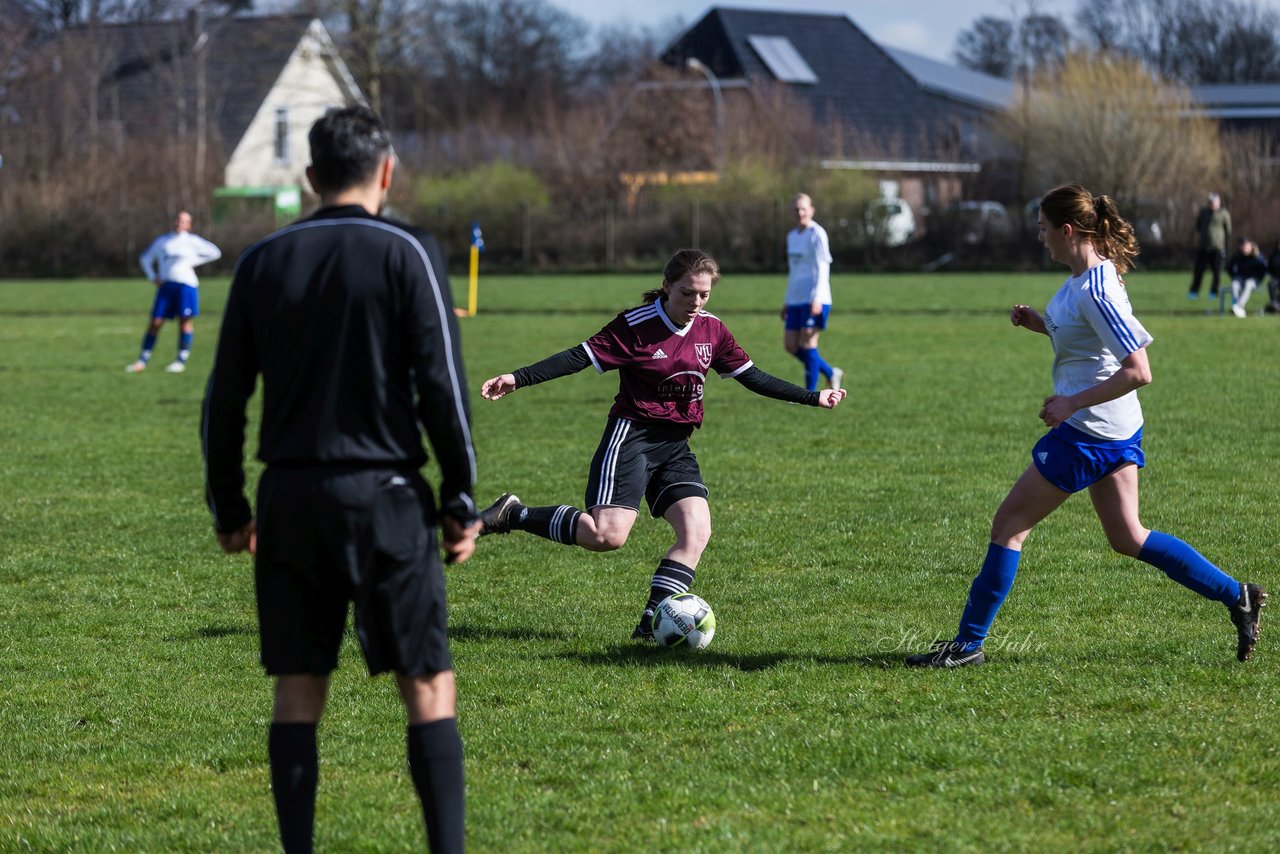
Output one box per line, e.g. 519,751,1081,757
548,0,1280,62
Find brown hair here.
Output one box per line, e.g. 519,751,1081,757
1039,183,1140,274
640,248,721,304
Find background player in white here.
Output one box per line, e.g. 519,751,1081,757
782,193,842,392
907,183,1266,668
476,249,846,640
126,210,221,373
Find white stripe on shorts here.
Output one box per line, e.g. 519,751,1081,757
595,418,632,507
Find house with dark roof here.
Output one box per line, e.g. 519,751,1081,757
649,7,1017,214
27,14,363,198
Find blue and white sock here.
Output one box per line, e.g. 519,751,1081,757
1137,530,1239,605
955,543,1021,649
139,333,157,363
177,331,193,363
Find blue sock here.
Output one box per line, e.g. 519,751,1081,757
955,543,1021,649
178,331,193,363
139,333,157,363
800,348,820,391
1137,530,1239,605
812,348,833,381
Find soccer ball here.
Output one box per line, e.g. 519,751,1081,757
653,593,716,650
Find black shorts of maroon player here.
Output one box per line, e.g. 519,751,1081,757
254,465,452,677
584,416,708,518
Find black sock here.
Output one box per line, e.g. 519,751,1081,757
644,559,697,622
268,722,318,854
511,504,582,545
407,718,465,854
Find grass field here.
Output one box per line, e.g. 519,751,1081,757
1,269,1277,851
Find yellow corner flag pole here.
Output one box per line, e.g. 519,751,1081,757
466,222,483,317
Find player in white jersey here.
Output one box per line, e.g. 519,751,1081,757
908,184,1266,668
125,210,221,374
782,193,843,391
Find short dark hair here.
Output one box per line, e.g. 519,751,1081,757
307,105,392,194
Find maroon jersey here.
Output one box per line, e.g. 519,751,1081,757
581,300,752,427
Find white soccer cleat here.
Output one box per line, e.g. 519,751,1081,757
1232,304,1247,318
829,366,845,390
125,360,146,373
164,360,187,373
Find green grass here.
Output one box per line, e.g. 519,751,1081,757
1,270,1277,851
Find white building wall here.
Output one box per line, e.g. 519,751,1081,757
223,30,352,188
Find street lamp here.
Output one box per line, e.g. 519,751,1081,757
686,57,725,177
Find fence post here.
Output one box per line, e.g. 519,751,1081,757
522,201,532,272
605,200,615,270
691,197,700,248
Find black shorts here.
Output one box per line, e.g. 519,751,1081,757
584,417,708,518
254,465,452,677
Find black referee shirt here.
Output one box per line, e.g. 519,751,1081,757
201,205,476,534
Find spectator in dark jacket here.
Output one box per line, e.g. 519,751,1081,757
1227,237,1267,318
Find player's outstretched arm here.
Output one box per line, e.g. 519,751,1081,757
481,373,517,400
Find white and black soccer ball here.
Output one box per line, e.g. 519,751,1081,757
653,593,716,650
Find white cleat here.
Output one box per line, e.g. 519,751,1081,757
125,361,146,373
1231,304,1247,318
164,361,187,373
829,366,845,390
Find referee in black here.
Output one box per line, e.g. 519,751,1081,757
202,105,477,853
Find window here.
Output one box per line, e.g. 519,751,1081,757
746,35,818,84
273,107,290,165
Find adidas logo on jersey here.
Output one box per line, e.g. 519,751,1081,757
652,349,668,359
1037,451,1049,464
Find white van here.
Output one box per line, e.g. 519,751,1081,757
865,198,917,247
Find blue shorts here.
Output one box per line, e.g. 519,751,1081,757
151,281,199,319
784,304,830,331
1032,422,1145,494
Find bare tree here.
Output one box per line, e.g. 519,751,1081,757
954,16,1014,77
1075,0,1280,83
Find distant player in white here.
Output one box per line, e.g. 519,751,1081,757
126,210,221,374
782,193,843,391
907,183,1266,668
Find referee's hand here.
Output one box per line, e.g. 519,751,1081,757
442,516,481,564
216,519,257,555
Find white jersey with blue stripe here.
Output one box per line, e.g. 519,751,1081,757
1042,260,1153,440
785,222,832,305
140,231,222,287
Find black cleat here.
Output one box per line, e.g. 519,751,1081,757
1229,582,1268,662
478,493,522,536
631,611,655,642
905,640,985,668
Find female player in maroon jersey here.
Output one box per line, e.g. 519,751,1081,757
477,249,846,640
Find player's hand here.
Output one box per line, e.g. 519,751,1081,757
442,516,482,564
818,388,846,409
810,300,823,316
1011,304,1046,334
217,518,256,555
480,373,517,400
779,305,788,320
1039,394,1077,427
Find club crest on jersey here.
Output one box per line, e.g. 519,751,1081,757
1037,451,1049,464
694,342,712,370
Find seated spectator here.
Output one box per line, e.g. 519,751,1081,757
1227,237,1267,318
1266,239,1280,314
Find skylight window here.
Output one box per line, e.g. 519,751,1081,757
747,35,818,84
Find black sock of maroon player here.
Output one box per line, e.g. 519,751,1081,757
640,559,696,630
407,718,465,854
511,505,582,545
268,722,318,854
